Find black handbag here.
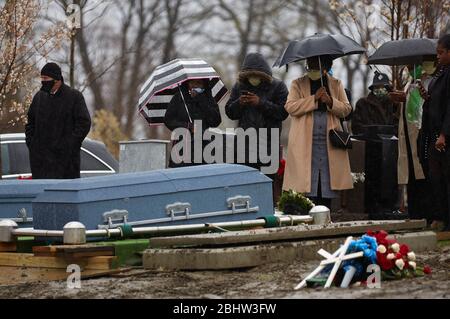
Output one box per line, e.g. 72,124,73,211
329,118,352,149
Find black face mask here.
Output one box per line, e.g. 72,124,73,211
41,80,56,93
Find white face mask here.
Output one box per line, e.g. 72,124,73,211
422,61,437,75
307,70,322,81
248,77,262,87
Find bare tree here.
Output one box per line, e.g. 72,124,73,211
210,0,289,69
331,0,449,90
0,0,67,133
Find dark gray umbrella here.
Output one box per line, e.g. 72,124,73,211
273,33,366,67
367,38,438,66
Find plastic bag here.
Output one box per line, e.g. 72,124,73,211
406,86,423,127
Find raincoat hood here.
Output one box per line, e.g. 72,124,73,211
239,53,273,83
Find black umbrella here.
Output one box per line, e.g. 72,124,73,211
367,38,438,66
273,33,366,67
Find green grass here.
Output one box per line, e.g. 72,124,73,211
438,240,450,248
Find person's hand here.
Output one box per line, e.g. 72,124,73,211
418,82,430,100
315,87,327,102
190,89,198,98
244,92,260,106
435,134,446,152
187,122,195,133
239,94,250,106
320,92,333,107
388,91,407,103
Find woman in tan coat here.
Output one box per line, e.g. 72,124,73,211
283,56,353,208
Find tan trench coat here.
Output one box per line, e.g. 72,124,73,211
283,75,354,193
397,82,425,185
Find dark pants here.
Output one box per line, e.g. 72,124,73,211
405,139,432,221
310,175,332,209
427,144,450,225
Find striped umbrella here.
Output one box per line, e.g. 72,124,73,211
138,58,228,125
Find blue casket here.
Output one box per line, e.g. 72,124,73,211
0,180,61,227
33,164,274,230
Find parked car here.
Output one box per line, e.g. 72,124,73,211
1,133,118,179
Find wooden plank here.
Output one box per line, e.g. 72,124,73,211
437,231,450,241
0,266,128,285
149,220,427,248
0,253,117,270
33,245,115,258
143,231,435,271
0,243,17,252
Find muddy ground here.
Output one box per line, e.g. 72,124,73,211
0,244,448,299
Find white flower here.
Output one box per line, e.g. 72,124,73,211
359,174,366,183
387,253,396,260
395,259,405,270
391,243,400,253
409,261,417,270
407,252,416,261
377,245,387,254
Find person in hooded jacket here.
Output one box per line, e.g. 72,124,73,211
164,79,222,168
225,52,289,173
25,62,91,179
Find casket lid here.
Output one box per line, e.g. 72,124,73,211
33,165,270,203
0,180,62,199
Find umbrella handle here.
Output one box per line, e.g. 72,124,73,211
178,84,193,124
319,56,324,87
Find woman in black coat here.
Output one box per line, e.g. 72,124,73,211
164,79,222,167
420,34,450,230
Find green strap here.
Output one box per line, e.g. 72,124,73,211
119,224,134,238
259,215,280,228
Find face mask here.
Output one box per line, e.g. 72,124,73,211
422,61,436,75
373,87,388,98
409,65,423,80
192,87,205,94
328,69,334,77
41,80,56,93
307,70,322,81
248,77,262,87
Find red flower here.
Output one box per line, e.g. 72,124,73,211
277,159,286,177
377,251,394,271
402,257,409,269
400,244,410,255
424,266,432,275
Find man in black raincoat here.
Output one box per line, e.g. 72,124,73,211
25,63,91,179
225,52,289,173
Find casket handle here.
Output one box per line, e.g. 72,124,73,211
103,209,129,228
98,197,259,229
165,202,192,220
227,195,252,213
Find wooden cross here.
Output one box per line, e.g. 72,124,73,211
295,236,364,290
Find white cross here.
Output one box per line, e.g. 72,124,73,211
295,236,364,290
